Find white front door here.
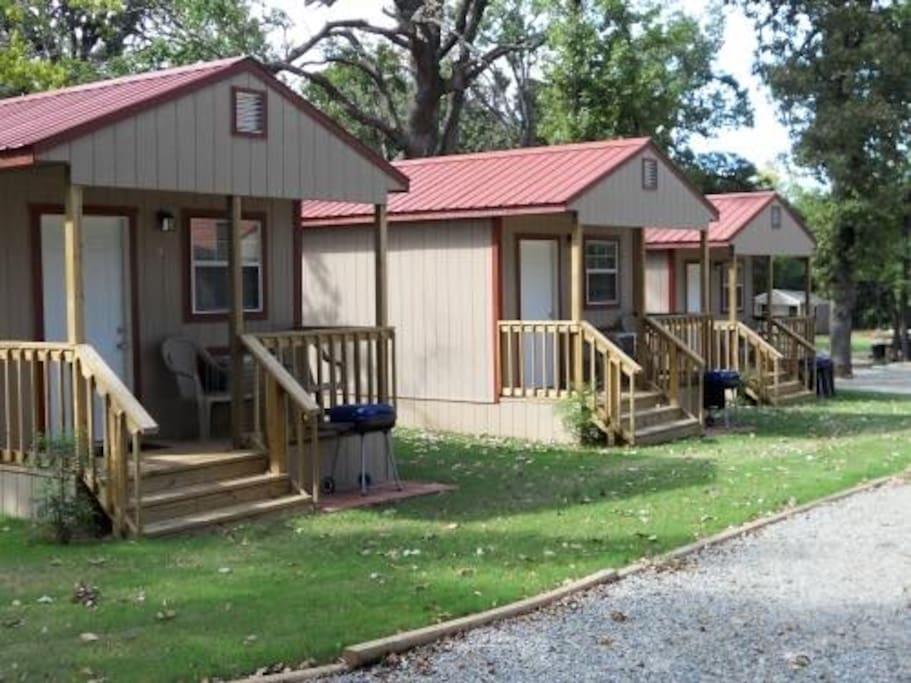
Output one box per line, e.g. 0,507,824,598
519,238,559,388
686,262,702,314
42,214,131,386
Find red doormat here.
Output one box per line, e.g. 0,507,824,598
317,481,456,513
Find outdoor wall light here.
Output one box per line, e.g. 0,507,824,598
157,210,176,232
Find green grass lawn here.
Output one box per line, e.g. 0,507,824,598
816,329,877,356
3,393,911,681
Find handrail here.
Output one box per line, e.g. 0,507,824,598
0,340,159,537
578,321,642,374
715,320,783,361
768,319,815,353
242,333,322,502
76,345,158,435
260,325,396,338
241,335,321,415
640,317,705,425
643,317,705,367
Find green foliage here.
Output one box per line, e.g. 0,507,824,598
680,151,769,194
0,0,284,97
539,0,751,153
555,384,605,445
31,435,94,545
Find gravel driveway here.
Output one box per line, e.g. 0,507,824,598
335,480,911,682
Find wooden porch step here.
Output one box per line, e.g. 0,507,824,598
138,449,268,494
620,389,666,411
621,404,682,430
633,416,703,446
135,472,292,524
773,389,816,406
141,493,312,538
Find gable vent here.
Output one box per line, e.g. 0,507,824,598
771,205,782,229
642,158,658,190
233,88,266,136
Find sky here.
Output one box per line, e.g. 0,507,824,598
268,0,794,174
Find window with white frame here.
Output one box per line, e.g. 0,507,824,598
720,260,745,312
770,205,782,229
584,239,619,306
189,216,264,315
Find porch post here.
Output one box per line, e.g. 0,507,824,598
634,228,646,326
700,230,710,315
728,255,738,325
64,179,85,344
227,195,245,448
766,255,774,321
570,218,583,388
803,257,812,315
374,204,389,401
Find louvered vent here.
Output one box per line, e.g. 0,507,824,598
642,158,658,190
771,205,782,229
233,88,266,136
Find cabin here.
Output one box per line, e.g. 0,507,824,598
645,191,817,405
301,139,718,446
0,57,408,535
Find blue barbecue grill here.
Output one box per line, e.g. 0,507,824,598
323,403,402,496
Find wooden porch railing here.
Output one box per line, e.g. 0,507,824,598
254,327,396,410
497,320,577,398
711,321,784,402
649,314,714,366
640,317,705,423
764,315,816,344
765,319,816,392
0,341,158,537
578,321,642,441
496,320,641,440
241,334,322,501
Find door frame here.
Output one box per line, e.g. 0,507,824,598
30,204,143,399
515,234,563,320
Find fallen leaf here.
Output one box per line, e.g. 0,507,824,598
610,610,628,623
37,595,54,604
155,609,177,621
80,632,100,644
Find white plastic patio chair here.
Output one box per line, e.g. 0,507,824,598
161,336,231,440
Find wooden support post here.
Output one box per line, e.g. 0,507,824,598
263,376,286,474
700,230,710,315
633,228,647,324
374,204,389,402
803,256,812,319
227,195,245,448
766,255,774,321
570,219,583,388
64,180,85,344
728,256,738,325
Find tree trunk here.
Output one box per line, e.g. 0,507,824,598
830,267,856,377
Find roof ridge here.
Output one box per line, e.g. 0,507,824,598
706,190,777,200
392,137,651,167
0,56,247,107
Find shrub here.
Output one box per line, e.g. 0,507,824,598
32,435,94,544
556,384,606,446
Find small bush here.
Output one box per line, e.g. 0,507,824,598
32,435,94,544
556,385,606,446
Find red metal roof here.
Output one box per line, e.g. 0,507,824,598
0,57,408,189
301,138,676,225
646,191,778,247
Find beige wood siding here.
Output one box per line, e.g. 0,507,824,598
667,247,755,321
0,465,54,519
569,149,714,228
733,201,815,257
300,219,495,403
0,165,297,438
397,397,571,443
501,213,637,329
38,72,400,202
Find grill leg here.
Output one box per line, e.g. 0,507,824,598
359,433,368,496
330,432,343,481
385,430,403,491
